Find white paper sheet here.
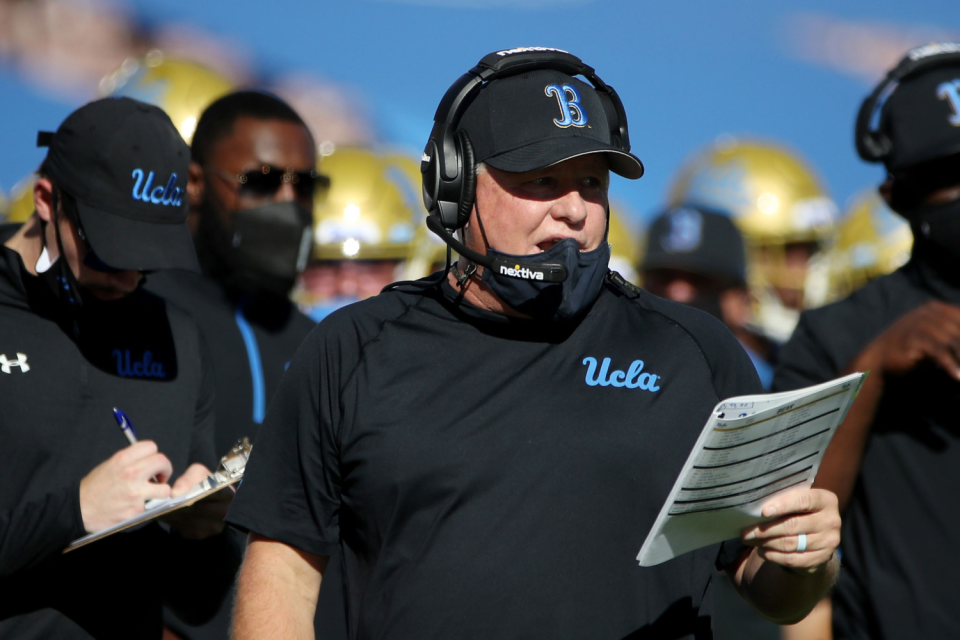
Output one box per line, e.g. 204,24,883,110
637,372,867,567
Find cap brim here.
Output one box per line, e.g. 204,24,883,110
484,136,644,180
75,201,199,273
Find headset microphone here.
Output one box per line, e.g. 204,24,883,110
425,214,568,283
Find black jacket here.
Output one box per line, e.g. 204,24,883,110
774,255,960,640
145,269,336,640
0,224,234,639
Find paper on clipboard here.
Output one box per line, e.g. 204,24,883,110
636,373,866,567
65,438,252,553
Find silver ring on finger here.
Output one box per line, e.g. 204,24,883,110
796,532,807,553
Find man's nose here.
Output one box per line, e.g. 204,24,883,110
275,180,298,202
111,270,143,293
551,188,589,226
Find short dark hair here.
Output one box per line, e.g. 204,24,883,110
191,90,312,165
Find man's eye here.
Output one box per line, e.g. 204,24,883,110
531,177,553,187
583,177,603,188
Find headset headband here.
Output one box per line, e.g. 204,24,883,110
856,47,960,163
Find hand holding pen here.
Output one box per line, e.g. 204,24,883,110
76,409,173,534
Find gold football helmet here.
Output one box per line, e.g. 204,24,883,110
310,148,419,262
668,138,839,343
4,175,38,224
100,51,234,143
825,189,912,301
607,202,641,285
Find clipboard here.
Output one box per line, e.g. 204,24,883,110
65,438,252,553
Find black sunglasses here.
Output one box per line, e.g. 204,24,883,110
207,165,330,200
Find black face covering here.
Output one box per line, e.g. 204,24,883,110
196,200,313,298
911,198,960,265
479,237,610,322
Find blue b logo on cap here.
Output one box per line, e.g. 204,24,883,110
545,84,588,128
131,168,183,206
661,208,703,253
937,79,960,126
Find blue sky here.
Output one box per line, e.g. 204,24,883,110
1,0,957,228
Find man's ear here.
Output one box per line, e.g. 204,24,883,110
878,177,894,207
187,161,204,209
33,177,55,223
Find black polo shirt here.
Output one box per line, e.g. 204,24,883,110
773,257,960,639
0,224,234,639
227,273,762,639
146,269,317,454
145,268,346,640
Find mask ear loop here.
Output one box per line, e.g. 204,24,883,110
51,187,83,310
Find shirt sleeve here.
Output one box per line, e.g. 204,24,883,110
226,326,341,558
0,477,87,576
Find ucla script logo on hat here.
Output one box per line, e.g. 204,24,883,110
131,168,183,206
582,356,661,391
545,84,588,128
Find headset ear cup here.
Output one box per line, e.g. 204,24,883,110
855,90,890,162
457,130,477,229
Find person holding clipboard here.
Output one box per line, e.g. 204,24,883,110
0,97,235,639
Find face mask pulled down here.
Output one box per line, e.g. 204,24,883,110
198,200,313,297
479,237,610,322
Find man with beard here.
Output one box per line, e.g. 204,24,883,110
227,48,841,639
773,43,960,638
0,97,234,638
146,91,347,640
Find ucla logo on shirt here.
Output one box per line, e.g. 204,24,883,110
113,349,166,378
582,357,661,391
545,84,588,128
937,78,960,126
131,169,183,206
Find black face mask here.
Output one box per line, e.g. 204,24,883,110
480,237,610,322
911,198,960,265
196,200,313,298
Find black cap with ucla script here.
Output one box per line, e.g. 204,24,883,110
38,96,198,272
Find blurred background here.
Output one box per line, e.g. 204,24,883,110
0,0,956,230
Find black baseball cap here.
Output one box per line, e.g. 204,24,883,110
641,206,746,286
38,96,198,272
858,43,960,172
458,68,644,179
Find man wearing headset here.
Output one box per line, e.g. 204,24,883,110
774,44,960,638
227,48,841,639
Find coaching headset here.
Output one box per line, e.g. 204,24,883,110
855,43,960,165
420,48,632,283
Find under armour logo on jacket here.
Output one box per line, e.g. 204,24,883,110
545,84,588,128
0,353,30,374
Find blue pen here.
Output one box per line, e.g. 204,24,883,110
112,408,138,445
112,408,162,484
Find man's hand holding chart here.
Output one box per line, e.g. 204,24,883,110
638,372,867,567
